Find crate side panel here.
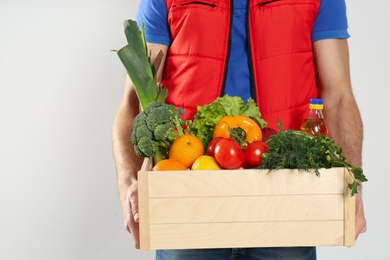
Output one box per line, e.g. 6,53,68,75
344,168,356,246
138,172,151,250
147,168,345,198
149,195,344,224
140,157,153,171
149,221,344,249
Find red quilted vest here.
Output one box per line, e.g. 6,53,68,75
163,0,320,130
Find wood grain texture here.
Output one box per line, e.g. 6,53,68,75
149,221,344,249
138,158,355,250
147,168,346,198
149,195,344,224
344,168,356,246
140,157,153,172
138,171,151,251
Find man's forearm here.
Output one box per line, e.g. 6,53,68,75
112,83,143,208
112,43,168,213
324,92,363,168
313,39,363,168
313,39,366,239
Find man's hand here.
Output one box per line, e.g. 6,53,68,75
112,42,168,249
312,39,367,241
123,181,140,249
355,192,367,240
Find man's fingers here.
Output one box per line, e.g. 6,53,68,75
122,183,140,248
361,226,367,234
131,190,139,223
124,209,132,233
131,204,139,221
129,216,140,249
355,225,367,240
125,208,140,244
354,193,366,240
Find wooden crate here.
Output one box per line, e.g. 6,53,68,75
138,157,355,250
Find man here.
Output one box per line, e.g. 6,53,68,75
112,0,366,259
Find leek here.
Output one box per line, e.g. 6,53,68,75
116,20,166,111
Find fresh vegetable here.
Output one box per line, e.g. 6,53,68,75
264,129,312,145
259,124,367,196
261,127,277,141
207,137,223,156
131,101,185,161
191,155,222,170
244,141,268,168
214,138,245,169
239,162,252,169
115,20,167,111
213,115,262,147
152,159,188,171
186,95,267,149
169,135,205,168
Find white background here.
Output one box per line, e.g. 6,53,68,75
0,0,388,259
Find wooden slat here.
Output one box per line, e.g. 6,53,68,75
344,168,356,246
149,195,344,224
140,157,153,172
146,168,346,198
149,221,344,249
138,159,355,250
138,172,151,251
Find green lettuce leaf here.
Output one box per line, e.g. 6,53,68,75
186,95,267,149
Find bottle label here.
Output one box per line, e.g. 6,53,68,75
309,104,323,110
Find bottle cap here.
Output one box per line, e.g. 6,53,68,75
309,99,324,109
310,99,324,105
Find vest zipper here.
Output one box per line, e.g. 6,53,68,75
258,0,281,7
220,0,233,97
172,2,216,7
247,0,257,103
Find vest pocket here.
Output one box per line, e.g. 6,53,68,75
168,0,227,58
258,0,282,7
257,0,318,8
172,1,217,8
171,0,219,10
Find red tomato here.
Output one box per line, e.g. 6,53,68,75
207,137,223,156
239,161,252,169
214,138,245,169
244,141,268,167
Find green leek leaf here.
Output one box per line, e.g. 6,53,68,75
122,20,153,79
152,50,164,77
155,82,168,103
117,19,167,110
117,45,156,111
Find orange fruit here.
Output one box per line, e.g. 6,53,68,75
169,135,205,168
191,155,222,170
152,159,188,171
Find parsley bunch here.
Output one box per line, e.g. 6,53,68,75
259,129,367,196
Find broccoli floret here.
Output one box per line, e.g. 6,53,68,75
132,111,147,128
131,131,137,145
154,123,177,141
131,101,185,158
137,137,158,157
144,100,166,113
134,124,153,143
144,103,177,130
133,142,146,157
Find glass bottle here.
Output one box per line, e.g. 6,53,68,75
300,98,329,137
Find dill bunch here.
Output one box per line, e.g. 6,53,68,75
259,129,367,196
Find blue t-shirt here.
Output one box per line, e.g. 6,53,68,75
136,0,350,102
